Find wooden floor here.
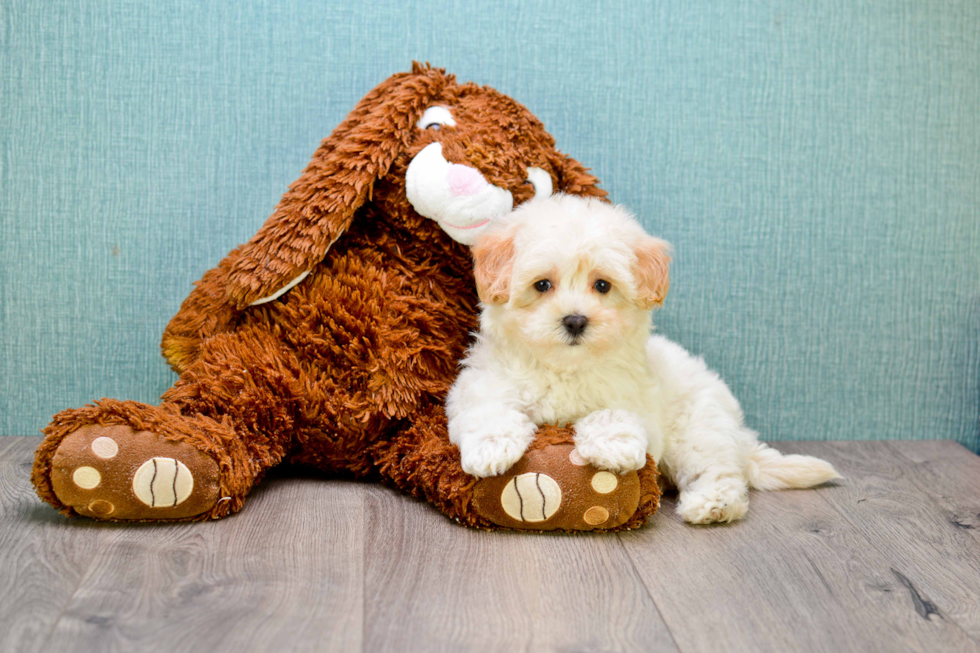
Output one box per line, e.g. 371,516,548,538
2,437,980,652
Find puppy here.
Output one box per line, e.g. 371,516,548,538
446,194,840,524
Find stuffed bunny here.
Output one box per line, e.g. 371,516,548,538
32,64,660,531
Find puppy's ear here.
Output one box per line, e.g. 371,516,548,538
633,236,671,309
226,65,454,308
472,230,516,305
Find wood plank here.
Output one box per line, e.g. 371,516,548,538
362,485,678,653
619,458,980,653
781,441,980,646
0,436,23,459
9,437,980,652
41,469,365,653
0,437,109,653
883,441,980,545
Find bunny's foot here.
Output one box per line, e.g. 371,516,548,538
472,444,661,531
41,424,221,520
32,400,255,521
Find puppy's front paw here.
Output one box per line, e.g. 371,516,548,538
573,409,648,474
452,410,537,478
460,436,529,478
574,438,647,474
677,479,749,525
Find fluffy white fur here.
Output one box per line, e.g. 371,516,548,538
446,194,841,524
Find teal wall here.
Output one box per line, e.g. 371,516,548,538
2,1,978,450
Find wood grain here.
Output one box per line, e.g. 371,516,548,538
619,471,979,653
5,437,980,652
0,437,109,653
362,484,678,653
781,441,980,646
883,440,980,546
40,467,365,652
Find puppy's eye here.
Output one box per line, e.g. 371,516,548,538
594,279,611,294
534,279,552,293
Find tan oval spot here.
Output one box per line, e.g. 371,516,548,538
591,471,618,494
584,506,610,525
569,449,588,466
72,466,101,489
88,500,114,516
500,473,562,522
91,436,119,459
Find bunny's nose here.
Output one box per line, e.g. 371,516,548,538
562,314,588,337
446,164,488,196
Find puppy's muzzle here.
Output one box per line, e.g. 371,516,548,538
562,314,589,340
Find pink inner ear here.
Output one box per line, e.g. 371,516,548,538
447,164,488,197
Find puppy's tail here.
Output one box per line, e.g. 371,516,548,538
746,442,842,491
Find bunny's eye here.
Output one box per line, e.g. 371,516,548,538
417,106,456,130
534,279,552,293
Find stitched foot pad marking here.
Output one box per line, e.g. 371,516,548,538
133,458,194,508
591,471,618,494
72,467,101,489
48,424,220,520
91,437,118,459
88,500,115,516
569,449,588,466
584,506,610,525
500,473,562,523
473,444,643,531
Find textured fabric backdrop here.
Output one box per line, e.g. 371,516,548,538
2,1,978,450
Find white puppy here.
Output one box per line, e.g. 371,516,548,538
446,194,840,524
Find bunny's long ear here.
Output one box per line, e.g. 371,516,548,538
226,64,452,308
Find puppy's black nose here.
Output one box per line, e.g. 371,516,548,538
562,314,588,337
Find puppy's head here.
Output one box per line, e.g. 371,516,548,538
472,194,671,366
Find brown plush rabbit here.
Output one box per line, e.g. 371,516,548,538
32,64,660,531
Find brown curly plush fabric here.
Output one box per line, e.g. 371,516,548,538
32,64,660,531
